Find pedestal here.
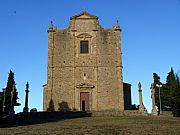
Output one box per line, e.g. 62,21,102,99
151,108,158,116
139,106,145,113
23,107,29,113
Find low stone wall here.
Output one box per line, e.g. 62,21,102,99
91,110,148,117
160,111,173,117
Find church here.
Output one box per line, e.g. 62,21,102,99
43,11,131,112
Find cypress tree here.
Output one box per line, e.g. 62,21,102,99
153,69,180,117
173,74,180,116
4,70,20,114
153,73,168,111
166,68,177,108
153,73,161,107
0,92,3,113
164,68,180,116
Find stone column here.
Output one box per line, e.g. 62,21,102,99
151,83,158,116
138,82,144,113
23,82,29,112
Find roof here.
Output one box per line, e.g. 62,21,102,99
70,11,98,20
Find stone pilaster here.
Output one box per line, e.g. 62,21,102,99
43,21,55,111
114,21,123,110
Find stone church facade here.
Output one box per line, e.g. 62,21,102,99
43,11,131,112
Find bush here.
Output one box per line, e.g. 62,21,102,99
173,109,180,117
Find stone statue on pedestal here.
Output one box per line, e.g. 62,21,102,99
10,84,15,115
23,82,29,113
138,82,145,113
151,83,158,116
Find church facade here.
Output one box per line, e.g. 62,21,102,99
43,11,131,112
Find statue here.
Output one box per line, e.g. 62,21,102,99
10,84,15,115
138,82,141,90
151,83,158,116
138,82,144,113
23,82,29,113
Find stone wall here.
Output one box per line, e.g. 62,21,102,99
92,110,148,117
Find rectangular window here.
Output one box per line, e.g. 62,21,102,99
80,41,89,54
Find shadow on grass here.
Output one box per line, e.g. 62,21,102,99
0,111,92,128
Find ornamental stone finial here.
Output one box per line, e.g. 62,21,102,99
48,21,55,33
112,23,115,28
116,20,120,28
49,21,53,30
114,20,121,31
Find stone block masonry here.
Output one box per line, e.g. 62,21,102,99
43,11,131,112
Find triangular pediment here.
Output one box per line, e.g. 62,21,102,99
76,83,95,88
76,33,92,38
70,11,98,20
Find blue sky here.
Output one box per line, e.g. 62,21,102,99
0,0,180,113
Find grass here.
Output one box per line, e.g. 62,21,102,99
0,116,180,135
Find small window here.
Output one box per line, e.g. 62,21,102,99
80,41,89,54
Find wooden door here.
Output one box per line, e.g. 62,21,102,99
80,92,90,111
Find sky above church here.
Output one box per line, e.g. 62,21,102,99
0,0,180,113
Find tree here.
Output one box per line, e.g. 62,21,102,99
153,72,169,111
162,68,180,116
153,73,162,107
153,69,180,117
165,68,177,107
173,73,180,116
0,92,3,113
4,70,20,114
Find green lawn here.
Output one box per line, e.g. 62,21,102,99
0,116,180,135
